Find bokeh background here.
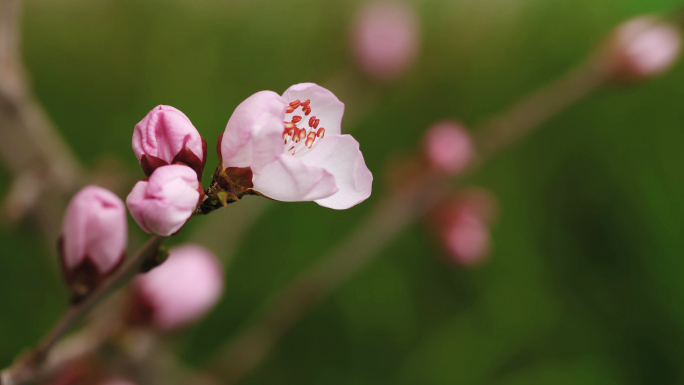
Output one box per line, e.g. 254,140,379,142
3,0,684,383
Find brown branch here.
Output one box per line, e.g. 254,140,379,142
0,0,85,240
208,60,609,384
0,235,168,385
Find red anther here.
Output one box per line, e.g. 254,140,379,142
304,107,311,116
313,119,320,129
292,115,302,123
284,122,296,130
288,146,295,152
301,99,310,106
288,128,295,137
307,131,316,140
298,129,306,140
283,132,288,140
305,138,314,148
309,116,316,127
284,139,287,144
317,127,325,138
289,100,301,107
286,106,295,113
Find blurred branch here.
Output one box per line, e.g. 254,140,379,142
0,235,167,385
207,59,610,384
0,0,85,240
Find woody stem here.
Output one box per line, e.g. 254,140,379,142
0,235,168,385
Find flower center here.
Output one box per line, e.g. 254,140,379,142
282,99,326,156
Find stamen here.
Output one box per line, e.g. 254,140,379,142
289,100,301,107
292,116,302,123
317,128,325,138
284,122,296,130
301,99,310,106
303,107,311,116
298,129,306,141
286,106,295,113
313,119,320,129
309,116,316,127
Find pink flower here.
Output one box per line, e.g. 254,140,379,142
60,186,127,294
132,105,207,179
129,244,224,330
351,1,420,81
605,16,682,80
424,121,474,175
220,83,373,210
126,165,202,236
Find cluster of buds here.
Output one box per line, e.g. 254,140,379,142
127,106,208,236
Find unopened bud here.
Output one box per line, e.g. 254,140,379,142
132,105,207,179
423,121,474,175
126,165,202,236
431,187,498,266
127,244,224,331
600,16,682,81
352,1,420,81
60,186,127,298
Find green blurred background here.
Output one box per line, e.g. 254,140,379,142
3,0,684,383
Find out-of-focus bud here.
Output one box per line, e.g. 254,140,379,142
132,105,207,179
59,186,127,298
127,244,224,331
126,165,202,236
423,121,474,175
431,187,498,266
351,1,420,81
600,16,682,81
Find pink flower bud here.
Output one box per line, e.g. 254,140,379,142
424,121,475,175
132,105,207,179
59,186,127,296
603,16,682,81
128,244,224,330
443,213,490,266
352,1,420,81
126,165,202,236
431,188,498,266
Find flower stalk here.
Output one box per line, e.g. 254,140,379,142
0,235,167,385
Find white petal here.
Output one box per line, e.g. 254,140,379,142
252,154,338,202
282,83,344,136
221,91,287,174
300,135,373,210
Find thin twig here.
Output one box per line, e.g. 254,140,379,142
208,59,609,384
0,235,168,385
